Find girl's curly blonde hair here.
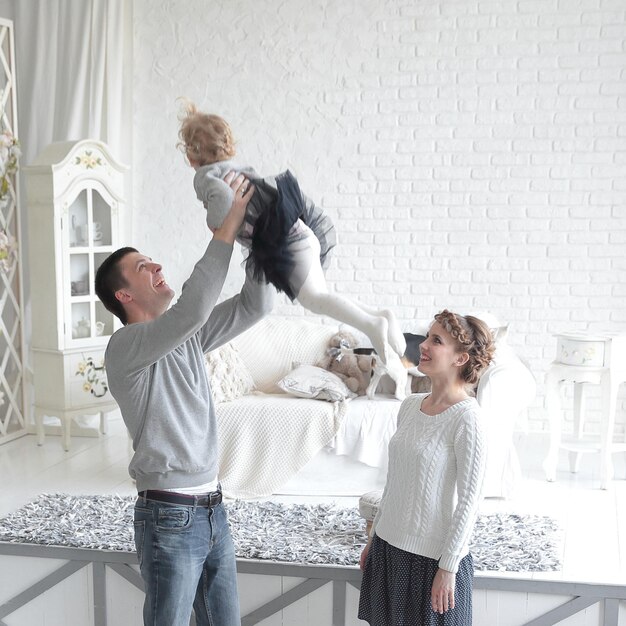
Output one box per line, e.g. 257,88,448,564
434,309,496,386
177,100,236,166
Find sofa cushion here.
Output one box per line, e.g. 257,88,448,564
231,317,338,392
205,343,255,404
277,364,355,402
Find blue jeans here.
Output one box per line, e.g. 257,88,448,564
134,498,240,626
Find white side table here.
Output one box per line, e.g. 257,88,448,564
543,331,626,489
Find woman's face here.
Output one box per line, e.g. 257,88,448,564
417,321,465,378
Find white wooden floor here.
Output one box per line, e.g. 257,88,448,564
1,411,625,589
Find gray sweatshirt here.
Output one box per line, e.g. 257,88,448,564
105,239,274,492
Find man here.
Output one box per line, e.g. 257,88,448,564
95,173,273,625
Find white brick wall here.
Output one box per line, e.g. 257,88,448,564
133,0,626,435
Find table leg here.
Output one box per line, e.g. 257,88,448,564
61,416,71,452
543,369,562,482
600,372,618,490
99,411,107,435
569,383,586,473
35,410,45,446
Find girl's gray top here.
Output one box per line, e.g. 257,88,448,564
193,160,260,235
193,160,335,269
105,238,274,493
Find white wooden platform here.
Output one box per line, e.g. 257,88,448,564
0,413,625,625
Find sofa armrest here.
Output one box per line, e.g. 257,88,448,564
476,349,536,498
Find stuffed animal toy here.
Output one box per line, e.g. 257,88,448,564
316,331,373,396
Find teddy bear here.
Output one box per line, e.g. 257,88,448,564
316,330,373,396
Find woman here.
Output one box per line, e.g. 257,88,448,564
358,309,495,625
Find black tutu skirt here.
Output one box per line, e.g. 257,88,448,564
358,535,474,626
244,170,335,300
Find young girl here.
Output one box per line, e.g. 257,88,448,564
358,309,495,625
178,103,408,398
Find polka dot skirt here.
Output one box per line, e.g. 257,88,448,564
358,535,474,626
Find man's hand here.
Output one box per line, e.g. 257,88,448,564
431,567,455,614
212,172,254,243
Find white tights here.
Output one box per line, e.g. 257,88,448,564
295,251,406,363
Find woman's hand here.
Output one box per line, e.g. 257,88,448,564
211,171,254,243
431,567,455,614
359,538,372,571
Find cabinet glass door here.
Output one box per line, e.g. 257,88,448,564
65,184,117,346
69,190,88,248
94,252,116,336
93,190,113,247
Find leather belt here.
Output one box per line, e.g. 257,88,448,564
138,489,222,508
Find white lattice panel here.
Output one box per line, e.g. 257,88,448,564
0,18,26,444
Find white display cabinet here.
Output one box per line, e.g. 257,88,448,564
24,140,128,450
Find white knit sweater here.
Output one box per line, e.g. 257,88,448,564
372,393,486,573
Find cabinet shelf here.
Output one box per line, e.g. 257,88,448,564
69,245,112,254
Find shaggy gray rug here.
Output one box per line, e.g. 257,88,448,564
0,494,562,572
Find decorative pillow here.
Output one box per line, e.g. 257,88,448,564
276,365,355,402
205,343,255,404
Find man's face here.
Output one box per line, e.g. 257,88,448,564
116,252,175,320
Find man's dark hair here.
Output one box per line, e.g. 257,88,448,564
95,247,138,325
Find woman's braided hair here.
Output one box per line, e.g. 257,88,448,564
434,309,496,386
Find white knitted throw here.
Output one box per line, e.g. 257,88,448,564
216,394,348,498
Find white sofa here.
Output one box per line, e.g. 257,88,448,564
211,316,536,500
